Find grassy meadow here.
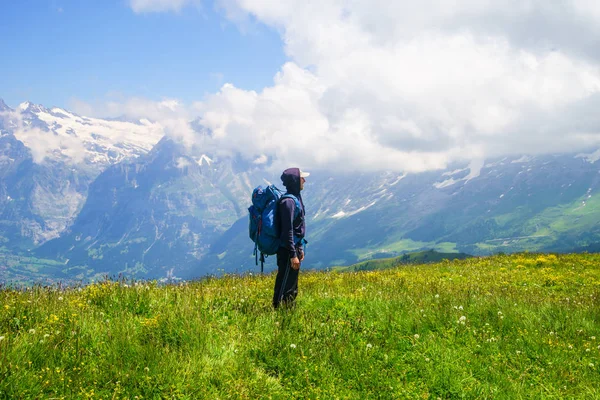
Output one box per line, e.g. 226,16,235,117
1,253,599,399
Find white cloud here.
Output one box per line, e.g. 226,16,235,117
129,0,197,13
70,97,202,146
106,1,600,172
5,110,87,164
196,0,600,172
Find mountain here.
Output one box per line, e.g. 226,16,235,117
12,101,163,166
210,154,600,272
0,99,164,251
2,98,600,283
36,137,267,280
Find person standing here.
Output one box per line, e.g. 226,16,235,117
273,167,309,309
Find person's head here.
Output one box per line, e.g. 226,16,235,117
281,167,310,194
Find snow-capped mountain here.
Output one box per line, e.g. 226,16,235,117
2,97,600,283
9,101,164,166
36,136,268,279
0,98,166,248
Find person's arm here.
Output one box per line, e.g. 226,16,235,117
279,198,297,259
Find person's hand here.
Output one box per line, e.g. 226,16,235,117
298,250,305,262
291,257,301,270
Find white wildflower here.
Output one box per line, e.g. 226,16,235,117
58,296,63,301
459,305,463,310
458,316,466,325
589,363,595,368
0,336,5,342
435,294,440,298
290,344,297,349
366,343,373,349
414,334,420,339
28,329,35,334
425,358,430,362
44,334,50,338
591,336,596,340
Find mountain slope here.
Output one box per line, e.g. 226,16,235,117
0,99,165,250
210,154,600,274
3,98,600,282
36,137,266,279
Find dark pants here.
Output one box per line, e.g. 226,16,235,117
272,247,299,309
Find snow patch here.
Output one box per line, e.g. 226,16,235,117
576,149,600,163
389,174,406,186
434,178,458,189
197,154,213,166
442,168,468,177
511,156,531,164
330,201,377,219
434,160,483,189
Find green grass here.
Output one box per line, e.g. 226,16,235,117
1,253,599,398
333,250,471,272
351,239,460,261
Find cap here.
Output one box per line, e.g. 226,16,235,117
300,170,310,178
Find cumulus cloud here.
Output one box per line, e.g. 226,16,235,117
70,96,204,150
110,0,600,173
195,0,600,172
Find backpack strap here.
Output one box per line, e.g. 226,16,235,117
280,194,302,220
280,193,305,247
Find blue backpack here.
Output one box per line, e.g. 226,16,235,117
249,184,301,272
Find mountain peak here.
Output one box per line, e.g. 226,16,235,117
17,101,48,114
0,98,10,111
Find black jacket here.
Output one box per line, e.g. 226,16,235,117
277,168,306,258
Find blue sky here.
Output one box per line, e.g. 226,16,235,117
0,0,286,109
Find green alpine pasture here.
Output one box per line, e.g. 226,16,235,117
1,253,599,399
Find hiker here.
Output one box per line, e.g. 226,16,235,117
272,167,309,309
